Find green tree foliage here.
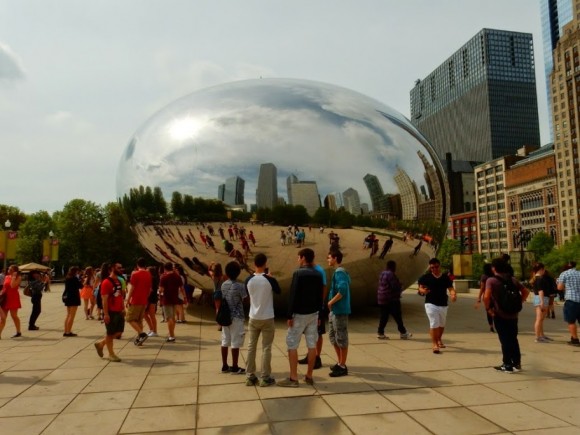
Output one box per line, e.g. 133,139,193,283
54,199,106,267
0,204,26,230
438,238,461,271
15,211,54,264
121,185,169,222
541,235,580,277
102,202,147,266
527,231,555,260
257,205,309,226
171,191,184,218
471,253,486,281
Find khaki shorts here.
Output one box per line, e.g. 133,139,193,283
125,305,146,323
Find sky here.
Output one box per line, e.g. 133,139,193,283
0,0,549,214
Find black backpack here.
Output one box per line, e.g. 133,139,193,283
495,276,523,314
216,297,232,326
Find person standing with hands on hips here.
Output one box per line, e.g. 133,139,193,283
418,258,456,354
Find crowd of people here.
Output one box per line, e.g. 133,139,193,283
2,225,580,384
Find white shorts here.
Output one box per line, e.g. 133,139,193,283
221,317,245,349
286,312,318,350
425,303,448,329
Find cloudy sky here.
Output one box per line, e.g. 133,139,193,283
0,0,547,214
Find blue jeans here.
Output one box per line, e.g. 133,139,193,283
493,316,520,367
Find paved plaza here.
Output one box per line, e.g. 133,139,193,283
1,282,580,435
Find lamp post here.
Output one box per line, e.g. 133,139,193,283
515,228,531,281
3,219,11,272
48,230,54,271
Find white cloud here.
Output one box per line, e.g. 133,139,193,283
0,42,25,81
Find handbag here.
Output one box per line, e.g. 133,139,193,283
23,285,32,297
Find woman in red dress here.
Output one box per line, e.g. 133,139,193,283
0,265,22,338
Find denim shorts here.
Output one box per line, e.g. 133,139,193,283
286,312,318,350
563,300,580,324
533,295,550,308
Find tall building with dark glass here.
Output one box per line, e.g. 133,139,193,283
540,0,573,141
410,28,540,162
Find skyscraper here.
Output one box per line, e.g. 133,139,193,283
410,28,540,162
287,174,298,205
291,181,321,216
551,3,580,243
255,163,278,209
540,0,574,140
224,176,245,206
342,188,361,215
363,173,388,212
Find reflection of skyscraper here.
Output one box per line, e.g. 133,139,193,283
287,174,298,205
291,181,320,216
394,167,418,220
324,192,342,211
218,184,225,202
224,176,245,206
363,173,388,212
417,150,444,221
256,163,278,209
342,188,361,215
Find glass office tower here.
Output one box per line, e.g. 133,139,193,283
410,28,540,162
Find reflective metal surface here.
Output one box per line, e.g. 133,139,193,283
117,78,449,308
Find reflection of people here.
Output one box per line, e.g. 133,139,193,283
379,237,393,259
418,258,456,354
411,240,423,257
63,266,82,337
28,270,48,331
1,265,23,338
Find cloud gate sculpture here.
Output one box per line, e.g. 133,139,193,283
117,78,449,309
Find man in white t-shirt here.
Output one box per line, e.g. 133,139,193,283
244,253,281,387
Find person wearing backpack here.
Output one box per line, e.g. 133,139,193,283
484,257,529,373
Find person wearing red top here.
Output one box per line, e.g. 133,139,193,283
94,262,126,362
159,262,184,342
126,258,153,346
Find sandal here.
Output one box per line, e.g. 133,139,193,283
437,343,446,348
432,347,441,354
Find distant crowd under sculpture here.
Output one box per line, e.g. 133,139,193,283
116,78,449,308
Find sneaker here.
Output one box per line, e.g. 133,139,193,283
63,332,77,337
221,364,230,373
166,336,176,342
330,363,340,372
136,332,149,345
147,331,158,337
277,377,299,388
535,336,549,343
314,356,322,370
304,376,314,385
400,332,413,340
245,375,258,386
567,338,580,346
10,332,21,338
94,342,104,358
329,365,348,377
513,364,522,372
108,354,122,362
230,366,246,375
259,377,276,387
298,355,308,365
28,326,39,331
377,334,389,340
542,336,554,341
494,364,514,373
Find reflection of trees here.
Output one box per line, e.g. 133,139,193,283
256,204,309,226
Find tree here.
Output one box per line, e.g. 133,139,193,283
15,211,54,264
541,235,580,277
438,238,461,271
0,204,26,230
527,231,555,260
102,202,147,266
54,199,106,267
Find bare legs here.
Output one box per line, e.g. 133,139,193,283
430,326,445,350
534,306,547,339
9,309,20,334
64,306,78,334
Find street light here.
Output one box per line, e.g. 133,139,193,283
48,230,54,270
514,228,532,281
3,219,11,272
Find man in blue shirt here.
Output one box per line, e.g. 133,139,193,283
327,249,351,377
557,261,580,346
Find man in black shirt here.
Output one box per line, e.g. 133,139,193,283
278,248,324,387
418,258,456,354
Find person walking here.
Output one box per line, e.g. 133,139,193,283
62,266,82,337
94,262,126,362
126,258,152,346
557,261,580,346
418,258,456,354
244,253,281,387
28,270,49,330
0,265,23,338
484,257,529,373
376,260,412,340
158,262,184,342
